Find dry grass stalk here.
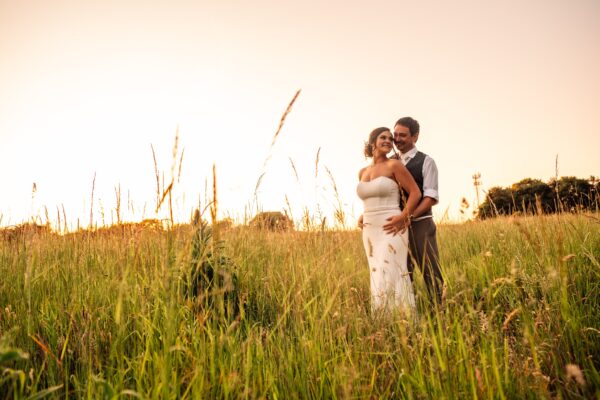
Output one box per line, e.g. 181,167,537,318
177,148,185,183
561,254,576,262
168,192,173,226
253,90,301,200
115,183,121,225
325,166,345,227
289,157,299,183
99,200,106,226
151,144,160,208
478,311,489,333
555,154,563,212
272,89,300,147
475,367,484,393
301,207,312,230
253,172,266,204
44,206,50,228
284,194,294,222
61,204,66,232
502,308,520,331
30,182,37,223
314,147,321,179
30,334,61,367
89,172,96,229
192,208,201,226
211,164,218,222
170,126,180,180
168,127,180,226
152,127,183,226
56,206,61,233
211,163,219,242
156,182,174,214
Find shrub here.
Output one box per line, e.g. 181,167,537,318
248,211,294,231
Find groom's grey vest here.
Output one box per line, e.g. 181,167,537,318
401,151,432,217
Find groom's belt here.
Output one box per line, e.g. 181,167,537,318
412,215,433,222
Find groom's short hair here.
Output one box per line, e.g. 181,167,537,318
395,117,420,136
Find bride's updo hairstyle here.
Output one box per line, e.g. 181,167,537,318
364,127,391,158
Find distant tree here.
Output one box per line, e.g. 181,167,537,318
478,175,598,219
511,178,553,214
589,176,600,211
550,176,593,212
479,186,513,218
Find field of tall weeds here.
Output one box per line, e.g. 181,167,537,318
0,213,599,398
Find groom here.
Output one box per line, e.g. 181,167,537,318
384,117,444,305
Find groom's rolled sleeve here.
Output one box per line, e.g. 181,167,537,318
422,157,439,202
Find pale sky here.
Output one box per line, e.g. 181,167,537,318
1,0,599,228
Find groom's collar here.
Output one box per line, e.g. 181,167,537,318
400,147,418,163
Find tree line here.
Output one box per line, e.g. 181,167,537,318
478,176,599,219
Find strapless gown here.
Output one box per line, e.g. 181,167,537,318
357,176,416,313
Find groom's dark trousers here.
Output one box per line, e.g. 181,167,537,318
400,148,444,305
407,218,443,305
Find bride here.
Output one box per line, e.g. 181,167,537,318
357,127,421,313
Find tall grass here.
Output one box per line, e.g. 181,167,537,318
1,93,598,397
0,213,598,398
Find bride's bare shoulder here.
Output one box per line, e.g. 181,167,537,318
358,166,368,180
387,159,404,168
388,159,409,176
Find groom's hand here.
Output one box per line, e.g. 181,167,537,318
383,214,410,235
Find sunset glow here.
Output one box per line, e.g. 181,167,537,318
1,0,599,228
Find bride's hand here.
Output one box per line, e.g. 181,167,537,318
358,214,364,229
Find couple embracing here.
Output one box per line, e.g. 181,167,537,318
357,117,443,315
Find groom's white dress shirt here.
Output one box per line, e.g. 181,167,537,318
399,146,439,221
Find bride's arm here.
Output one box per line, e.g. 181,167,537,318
397,163,421,216
357,167,366,229
383,162,421,234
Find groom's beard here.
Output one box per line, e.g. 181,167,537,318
394,141,411,154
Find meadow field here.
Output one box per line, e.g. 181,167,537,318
0,213,599,399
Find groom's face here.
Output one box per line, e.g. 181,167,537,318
393,124,418,153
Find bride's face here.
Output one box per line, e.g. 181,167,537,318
374,131,393,155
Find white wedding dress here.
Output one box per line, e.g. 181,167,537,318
357,176,416,313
